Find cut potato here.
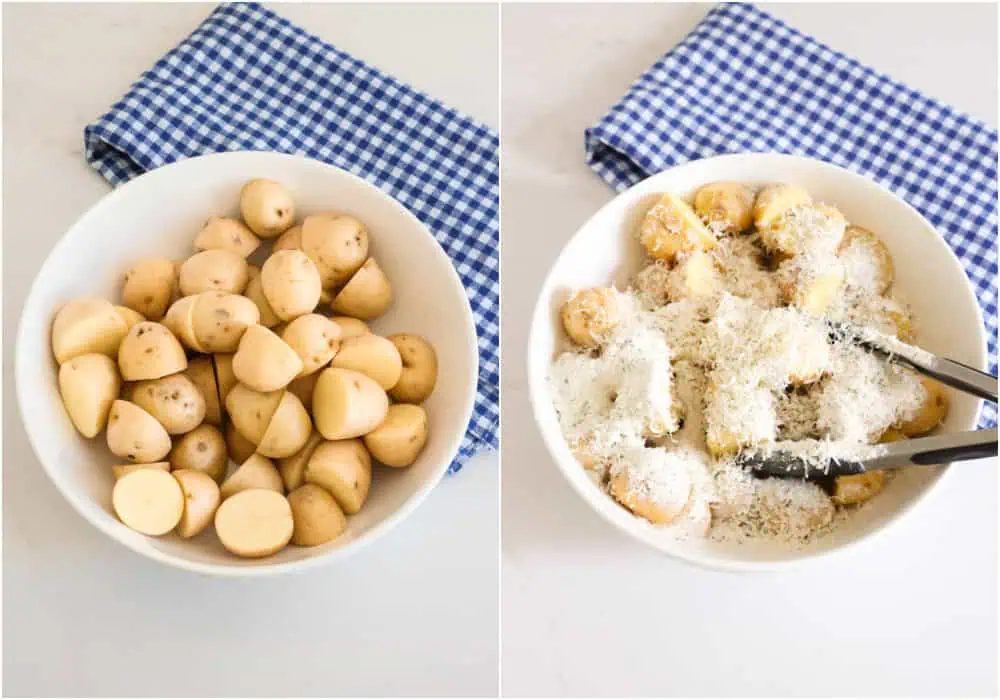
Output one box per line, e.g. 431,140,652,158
667,250,720,301
215,489,294,557
272,224,302,253
330,316,369,339
560,288,619,348
106,400,172,463
639,192,717,262
58,353,120,438
114,305,146,331
301,214,370,288
278,430,323,492
313,368,389,440
213,353,238,407
261,250,322,321
288,484,347,546
191,291,259,353
244,269,281,328
897,377,949,436
753,183,812,230
193,217,261,258
172,469,221,538
331,334,402,390
131,373,206,434
387,334,438,404
281,313,341,376
52,298,129,364
224,383,283,444
121,258,177,321
226,420,257,466
305,439,372,514
178,249,250,297
832,470,886,506
363,404,428,467
838,225,895,294
240,179,295,238
778,261,845,316
162,295,206,353
693,181,754,234
184,356,222,427
760,202,847,258
233,325,303,392
112,462,170,480
287,371,319,412
112,467,185,536
609,467,691,525
117,321,188,381
169,424,228,483
220,453,284,500
257,391,312,459
329,257,393,320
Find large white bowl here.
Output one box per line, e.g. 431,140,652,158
16,151,479,577
528,153,987,571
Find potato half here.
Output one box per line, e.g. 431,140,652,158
224,382,283,445
329,258,393,320
112,468,184,536
387,334,438,404
363,404,428,467
106,400,173,463
131,373,206,435
58,353,121,438
225,420,258,466
288,483,347,546
240,179,296,238
52,298,129,365
693,181,754,234
313,368,389,440
172,469,221,538
281,313,341,377
278,430,323,492
257,391,312,459
301,214,370,288
193,217,261,258
639,192,716,262
261,249,322,321
244,268,281,328
162,295,206,353
330,316,370,339
191,291,259,353
169,423,228,483
233,325,303,392
122,257,177,321
117,322,188,381
114,306,146,331
184,356,222,427
331,334,402,390
178,249,250,297
220,453,284,500
305,439,372,514
215,489,294,557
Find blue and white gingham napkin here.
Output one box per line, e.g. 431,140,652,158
586,2,998,428
85,2,498,472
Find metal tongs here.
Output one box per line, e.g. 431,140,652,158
739,321,998,481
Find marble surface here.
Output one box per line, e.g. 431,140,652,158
500,3,998,697
2,4,498,697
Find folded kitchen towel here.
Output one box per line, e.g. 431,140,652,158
585,2,997,428
85,2,499,471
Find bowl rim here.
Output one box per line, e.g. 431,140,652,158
527,152,987,573
16,150,480,577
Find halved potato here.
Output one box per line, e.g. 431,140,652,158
272,224,303,253
257,391,312,459
287,371,319,412
667,250,720,301
330,316,369,339
131,373,206,434
121,258,177,321
106,399,172,462
58,353,121,437
224,383,283,445
191,291,259,353
112,468,184,536
184,356,222,427
693,181,754,234
897,377,950,436
277,429,323,492
832,471,886,506
639,192,717,262
52,298,129,364
301,214,369,288
261,250,322,321
117,322,188,381
226,420,258,466
312,368,389,440
193,217,261,258
244,268,281,328
560,288,619,348
838,225,895,294
752,183,812,230
169,424,228,483
213,353,237,406
172,469,221,538
281,313,341,376
329,258,392,320
178,249,250,296
233,325,303,392
305,439,372,514
214,488,294,557
240,179,296,238
388,334,438,404
288,483,347,546
609,466,691,525
114,306,146,331
330,334,401,390
363,404,428,467
162,295,206,352
220,453,284,500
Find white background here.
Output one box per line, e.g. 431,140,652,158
501,3,998,697
3,4,498,697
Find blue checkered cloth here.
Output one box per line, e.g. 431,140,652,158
586,2,998,428
85,2,499,472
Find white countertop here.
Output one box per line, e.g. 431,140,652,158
500,3,998,697
2,4,498,697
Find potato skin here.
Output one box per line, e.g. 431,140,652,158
58,353,121,438
261,250,322,321
560,288,619,348
52,298,129,365
193,217,261,258
224,383,283,445
257,391,312,459
179,249,250,297
288,483,347,546
898,377,950,437
226,420,258,466
172,469,221,538
330,258,393,320
240,179,296,238
287,371,319,412
184,356,222,427
122,258,177,321
330,316,369,339
117,321,188,381
131,373,206,434
278,430,323,492
169,424,228,483
387,334,438,404
281,313,341,377
114,306,146,331
693,181,754,234
301,214,370,288
191,291,259,353
214,489,294,557
272,224,302,253
106,400,172,463
330,334,402,390
163,295,206,353
244,269,281,328
305,439,372,514
639,192,716,262
363,404,428,467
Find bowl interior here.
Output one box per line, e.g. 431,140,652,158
17,152,477,575
529,153,986,569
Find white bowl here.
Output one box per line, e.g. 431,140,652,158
528,153,987,571
16,151,478,577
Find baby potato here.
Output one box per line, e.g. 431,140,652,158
240,179,296,238
111,462,170,480
193,217,261,258
106,399,172,463
278,430,323,492
184,356,222,427
609,467,691,525
329,258,393,320
272,224,302,253
213,353,238,407
163,295,206,352
305,439,372,514
330,334,402,390
178,249,250,297
693,181,754,234
214,489,294,558
112,467,184,536
639,192,717,262
898,377,950,436
313,368,389,440
131,373,206,434
281,313,341,376
169,423,228,483
117,322,188,381
191,291,259,353
288,483,347,546
220,453,284,500
832,470,886,506
363,404,428,467
233,325,303,392
760,202,847,257
388,334,438,404
121,257,177,321
257,391,312,459
244,268,281,327
667,250,720,301
287,371,319,412
752,183,812,230
51,298,129,364
879,427,907,443
560,288,619,348
777,262,845,316
838,225,895,294
114,306,146,331
301,214,370,288
172,469,221,538
58,353,120,438
225,383,283,444
261,249,322,321
330,316,370,339
226,420,258,466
